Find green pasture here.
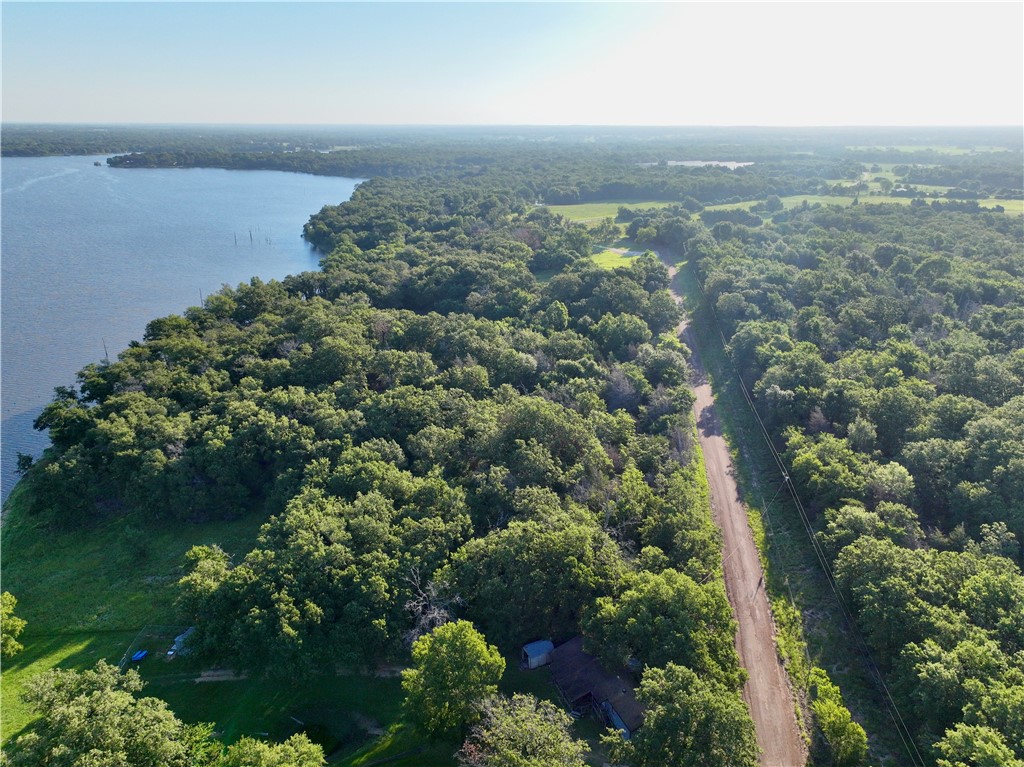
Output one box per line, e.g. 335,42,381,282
986,198,1024,214
544,200,675,223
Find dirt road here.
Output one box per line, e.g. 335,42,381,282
664,256,807,767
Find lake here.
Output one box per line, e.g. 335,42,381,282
1,156,361,500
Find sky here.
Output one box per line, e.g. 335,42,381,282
2,1,1022,126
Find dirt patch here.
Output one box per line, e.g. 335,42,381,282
195,669,247,683
661,252,807,767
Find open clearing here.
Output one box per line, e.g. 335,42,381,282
845,144,1010,155
545,199,676,223
590,246,644,268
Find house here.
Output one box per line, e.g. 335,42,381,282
549,636,644,739
521,639,554,669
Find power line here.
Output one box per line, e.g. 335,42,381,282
685,259,927,767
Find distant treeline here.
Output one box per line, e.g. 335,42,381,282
108,146,838,209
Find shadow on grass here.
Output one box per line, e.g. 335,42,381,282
1,630,137,741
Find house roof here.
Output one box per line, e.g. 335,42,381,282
550,636,644,733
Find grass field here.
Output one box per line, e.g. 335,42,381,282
703,195,1023,215
590,248,643,269
0,483,268,741
549,190,1022,226
544,200,675,223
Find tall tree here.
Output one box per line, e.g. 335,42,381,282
603,663,759,767
457,693,587,767
401,620,505,738
221,734,325,767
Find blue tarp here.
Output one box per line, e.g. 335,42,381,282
131,650,148,662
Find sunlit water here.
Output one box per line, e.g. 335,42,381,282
1,155,360,500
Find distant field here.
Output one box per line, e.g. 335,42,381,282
986,199,1024,214
846,145,1011,155
553,195,1022,227
545,200,675,222
704,196,1022,215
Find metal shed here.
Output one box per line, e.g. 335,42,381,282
521,639,555,669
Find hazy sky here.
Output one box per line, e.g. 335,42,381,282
3,2,1022,126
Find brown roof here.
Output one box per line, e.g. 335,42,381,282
550,636,644,733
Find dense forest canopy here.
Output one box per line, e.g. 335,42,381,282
4,125,1023,766
678,201,1024,761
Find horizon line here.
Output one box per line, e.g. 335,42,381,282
4,122,1024,130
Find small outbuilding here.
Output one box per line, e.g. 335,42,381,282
521,639,555,669
550,636,644,739
169,627,195,657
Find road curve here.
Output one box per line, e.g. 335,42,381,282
663,254,807,767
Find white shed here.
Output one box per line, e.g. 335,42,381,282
521,639,555,669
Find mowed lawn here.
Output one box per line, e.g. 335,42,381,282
0,489,422,760
544,200,676,223
845,144,1011,155
590,248,644,269
0,484,267,741
0,486,450,762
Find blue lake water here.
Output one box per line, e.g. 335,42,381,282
1,156,360,500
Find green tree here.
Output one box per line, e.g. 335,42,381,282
402,620,505,738
457,693,587,767
583,569,742,688
221,733,325,767
4,661,218,767
542,300,570,331
444,511,624,645
592,313,652,359
810,668,867,767
785,429,868,511
604,663,758,767
1,591,27,659
935,723,1024,767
